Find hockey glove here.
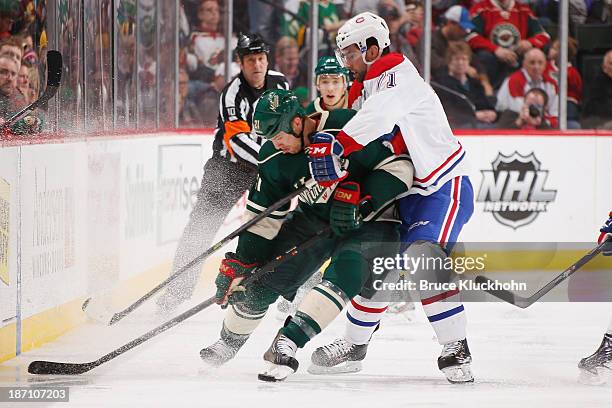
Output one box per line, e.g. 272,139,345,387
308,132,348,187
215,252,258,308
330,182,372,236
598,211,612,256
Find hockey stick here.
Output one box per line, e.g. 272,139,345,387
475,240,610,309
82,178,317,325
29,226,332,375
2,50,62,129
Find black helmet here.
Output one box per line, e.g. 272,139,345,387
236,33,270,58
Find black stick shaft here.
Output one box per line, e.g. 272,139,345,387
28,227,330,375
106,180,314,325
477,241,607,308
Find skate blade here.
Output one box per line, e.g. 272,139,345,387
578,367,609,386
258,362,295,382
441,364,474,384
307,360,362,375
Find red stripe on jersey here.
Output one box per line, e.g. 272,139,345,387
414,143,463,183
351,298,388,313
421,288,461,305
439,177,460,245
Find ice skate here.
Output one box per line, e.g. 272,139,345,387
438,338,474,383
308,338,368,374
578,334,612,385
258,332,299,382
200,328,249,367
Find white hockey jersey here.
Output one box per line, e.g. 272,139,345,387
337,53,470,196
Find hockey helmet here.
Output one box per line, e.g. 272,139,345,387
336,12,390,57
253,89,304,140
236,33,270,59
315,56,349,80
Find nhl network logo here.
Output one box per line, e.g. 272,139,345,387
477,152,557,229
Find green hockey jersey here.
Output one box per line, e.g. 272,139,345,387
236,109,413,264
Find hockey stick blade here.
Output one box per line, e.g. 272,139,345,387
473,275,526,307
475,240,608,309
28,361,99,375
28,227,330,375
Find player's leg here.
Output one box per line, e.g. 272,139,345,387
259,222,399,381
200,214,334,366
308,195,421,373
402,176,475,383
157,156,256,313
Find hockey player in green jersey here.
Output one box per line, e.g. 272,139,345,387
200,89,413,369
304,56,350,115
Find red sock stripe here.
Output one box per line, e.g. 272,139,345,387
421,288,460,305
350,298,388,313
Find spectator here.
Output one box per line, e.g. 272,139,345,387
0,1,22,40
582,50,612,129
16,61,28,102
467,0,551,88
20,31,37,66
497,87,552,129
0,36,23,66
399,0,425,50
0,54,18,116
26,62,38,103
545,37,583,129
436,41,498,126
296,0,343,56
186,0,236,86
178,67,200,126
496,48,558,122
274,36,308,89
420,5,475,76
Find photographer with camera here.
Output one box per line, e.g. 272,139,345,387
497,88,551,130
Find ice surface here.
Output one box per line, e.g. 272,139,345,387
1,298,611,407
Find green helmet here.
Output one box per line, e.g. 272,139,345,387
253,89,304,140
315,56,349,80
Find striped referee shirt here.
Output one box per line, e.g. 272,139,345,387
213,70,289,166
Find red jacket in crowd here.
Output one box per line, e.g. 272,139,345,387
467,0,550,53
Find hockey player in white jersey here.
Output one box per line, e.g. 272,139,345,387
272,12,476,383
578,212,612,385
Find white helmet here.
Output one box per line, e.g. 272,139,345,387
336,12,391,54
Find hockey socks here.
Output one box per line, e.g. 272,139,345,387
344,295,388,345
224,303,268,337
281,281,349,348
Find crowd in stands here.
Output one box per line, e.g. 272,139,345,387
178,0,612,130
0,0,44,137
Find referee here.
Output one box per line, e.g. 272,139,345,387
157,33,289,313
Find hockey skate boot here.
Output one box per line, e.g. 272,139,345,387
308,338,368,374
578,334,612,385
438,338,474,383
200,327,249,367
258,331,299,382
